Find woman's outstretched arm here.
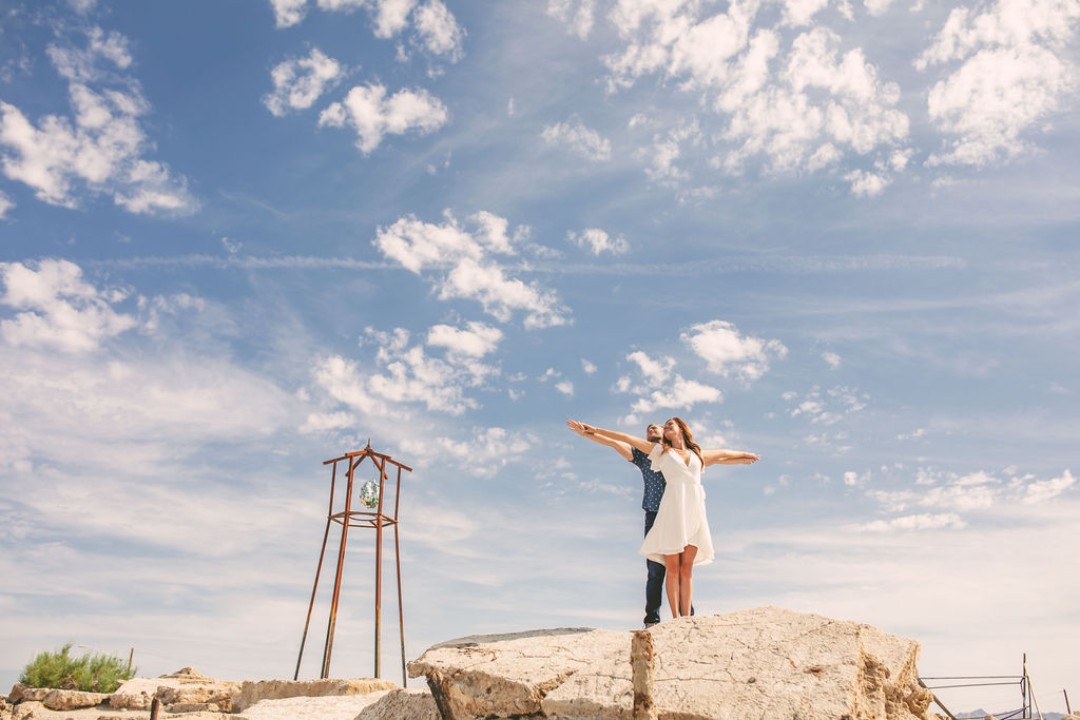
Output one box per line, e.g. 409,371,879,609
567,420,656,455
702,449,760,467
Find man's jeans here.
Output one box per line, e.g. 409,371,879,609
644,511,665,625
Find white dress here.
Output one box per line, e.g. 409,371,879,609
639,444,714,566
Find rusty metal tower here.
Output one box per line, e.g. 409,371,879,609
294,442,412,684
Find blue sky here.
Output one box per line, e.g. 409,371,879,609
1,0,1078,712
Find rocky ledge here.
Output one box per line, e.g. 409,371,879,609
5,607,1014,720
0,667,436,720
407,606,938,720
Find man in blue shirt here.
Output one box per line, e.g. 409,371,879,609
568,421,682,627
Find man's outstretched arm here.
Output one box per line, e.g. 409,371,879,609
567,419,634,460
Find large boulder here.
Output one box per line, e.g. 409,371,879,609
408,606,937,720
641,606,932,720
409,627,629,719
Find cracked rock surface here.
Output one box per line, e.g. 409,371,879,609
408,606,937,720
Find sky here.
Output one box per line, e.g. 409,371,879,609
0,0,1078,714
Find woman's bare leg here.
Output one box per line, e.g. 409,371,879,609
663,554,681,618
678,545,698,617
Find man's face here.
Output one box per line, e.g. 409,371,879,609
646,424,663,442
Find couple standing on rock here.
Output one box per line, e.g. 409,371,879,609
567,418,758,626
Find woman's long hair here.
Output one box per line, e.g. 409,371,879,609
663,417,704,466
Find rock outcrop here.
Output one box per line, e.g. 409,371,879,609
408,606,937,720
110,666,239,712
3,668,404,720
232,677,397,712
0,608,965,720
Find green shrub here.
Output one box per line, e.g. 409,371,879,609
19,643,137,693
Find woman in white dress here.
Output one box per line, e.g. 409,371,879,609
568,417,758,620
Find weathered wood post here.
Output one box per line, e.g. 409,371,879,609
631,629,657,720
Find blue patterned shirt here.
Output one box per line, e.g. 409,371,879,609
631,447,666,512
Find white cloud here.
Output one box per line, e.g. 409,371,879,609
264,48,345,116
614,348,723,421
921,470,998,512
299,410,356,434
624,350,675,385
599,6,909,185
271,0,309,27
366,326,497,413
0,327,301,480
47,27,133,81
724,28,908,174
399,425,533,478
843,470,870,487
414,0,465,59
581,359,597,374
548,0,597,39
782,0,830,26
567,228,630,255
541,118,612,162
858,467,1078,531
845,168,890,197
0,28,195,215
629,374,722,414
1020,469,1075,505
319,83,448,154
924,47,1072,166
374,211,571,329
310,324,501,418
369,0,417,37
917,0,1080,167
897,427,927,441
0,259,138,353
853,512,967,532
310,354,389,417
643,120,703,181
681,320,787,381
0,191,13,219
786,385,867,425
862,0,895,16
555,380,575,396
281,0,464,60
426,321,503,358
822,351,841,369
317,0,366,9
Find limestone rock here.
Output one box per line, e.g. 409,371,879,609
107,677,161,710
232,677,397,712
41,689,109,710
355,687,440,720
235,693,392,720
408,606,936,720
408,627,631,719
11,700,42,720
643,606,932,720
110,668,238,712
6,686,48,704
